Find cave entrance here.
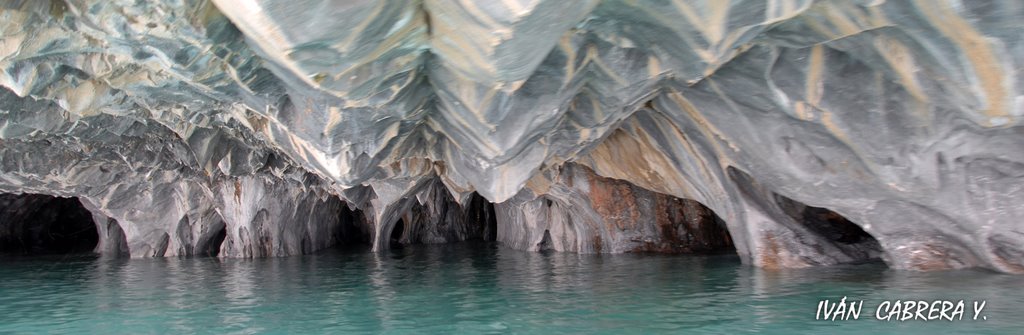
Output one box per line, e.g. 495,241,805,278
537,229,553,251
641,197,736,255
468,192,497,242
336,202,372,248
0,193,98,255
390,218,406,249
775,194,883,262
676,199,735,255
201,224,226,257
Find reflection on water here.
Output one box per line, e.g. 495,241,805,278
0,243,1020,334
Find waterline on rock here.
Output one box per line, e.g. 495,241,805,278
0,243,1018,334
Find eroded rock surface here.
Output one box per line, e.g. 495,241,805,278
1,0,1022,272
497,164,733,254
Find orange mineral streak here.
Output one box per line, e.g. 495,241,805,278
233,179,242,203
585,167,641,232
758,231,813,269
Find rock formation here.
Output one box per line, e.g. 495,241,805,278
1,0,1022,272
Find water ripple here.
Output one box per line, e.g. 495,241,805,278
0,244,1020,334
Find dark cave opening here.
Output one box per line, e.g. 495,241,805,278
774,194,883,261
538,229,553,251
726,166,880,263
801,206,875,245
336,203,372,247
201,224,227,257
639,197,736,255
675,199,736,255
467,192,497,242
386,191,496,250
390,218,406,249
0,193,98,255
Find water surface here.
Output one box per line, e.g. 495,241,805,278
0,243,1020,334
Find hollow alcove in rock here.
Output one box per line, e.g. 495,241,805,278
91,214,130,257
380,190,498,251
336,203,373,247
390,218,406,249
0,193,99,255
467,192,498,242
774,194,883,262
198,223,227,257
495,164,738,255
633,198,736,255
537,229,553,251
574,164,736,255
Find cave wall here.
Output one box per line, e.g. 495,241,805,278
0,0,1022,272
496,164,733,254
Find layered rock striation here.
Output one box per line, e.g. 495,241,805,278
1,0,1022,272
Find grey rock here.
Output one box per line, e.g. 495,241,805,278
0,0,1022,272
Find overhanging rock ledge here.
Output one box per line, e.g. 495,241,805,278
1,0,1022,273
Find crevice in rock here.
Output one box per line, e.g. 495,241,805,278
301,235,313,255
153,232,171,257
774,194,883,262
390,218,406,249
199,223,227,257
538,229,553,251
467,192,498,242
92,215,130,257
0,193,98,255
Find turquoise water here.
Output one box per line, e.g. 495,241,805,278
0,242,1020,334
